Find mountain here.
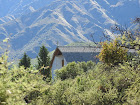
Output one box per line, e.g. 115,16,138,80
0,0,55,24
0,0,140,60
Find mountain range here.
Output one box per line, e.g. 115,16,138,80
0,0,54,24
0,0,140,60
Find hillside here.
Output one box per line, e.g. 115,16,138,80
0,0,140,60
0,0,54,24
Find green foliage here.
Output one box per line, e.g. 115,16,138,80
98,39,128,66
39,62,139,105
125,75,140,104
0,18,139,104
24,90,41,103
117,32,140,67
0,51,48,104
114,18,140,66
55,62,81,80
37,45,51,79
0,81,8,105
19,53,31,69
0,66,47,104
55,61,96,80
0,51,139,105
37,45,50,68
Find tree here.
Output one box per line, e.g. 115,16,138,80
110,18,140,67
37,45,51,78
55,62,80,80
19,53,31,69
111,18,140,51
97,39,128,66
97,18,140,66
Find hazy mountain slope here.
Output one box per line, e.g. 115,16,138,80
108,0,140,25
0,0,55,24
0,0,139,60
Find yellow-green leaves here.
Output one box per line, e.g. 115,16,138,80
97,39,128,66
3,38,9,43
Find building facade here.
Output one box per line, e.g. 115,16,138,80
50,46,101,78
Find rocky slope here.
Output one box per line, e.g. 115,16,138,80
0,0,54,24
0,0,139,60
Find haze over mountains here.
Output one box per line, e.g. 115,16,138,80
0,0,140,60
0,0,54,23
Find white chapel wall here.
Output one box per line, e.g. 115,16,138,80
52,55,67,78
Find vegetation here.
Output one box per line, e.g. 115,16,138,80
97,39,128,66
19,53,31,69
37,45,51,79
0,18,139,105
55,61,96,80
0,52,139,105
0,53,46,104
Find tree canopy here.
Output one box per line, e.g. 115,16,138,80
37,45,51,79
19,53,31,69
0,18,139,105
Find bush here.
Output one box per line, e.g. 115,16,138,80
0,82,8,105
0,52,139,105
42,62,140,105
55,62,82,80
98,39,128,66
0,37,139,105
78,61,96,72
55,61,96,80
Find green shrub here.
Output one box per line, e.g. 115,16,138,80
98,39,128,66
55,62,83,80
55,61,96,80
0,82,9,105
0,38,139,105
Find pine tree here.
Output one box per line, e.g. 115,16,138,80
37,45,51,79
19,53,31,69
